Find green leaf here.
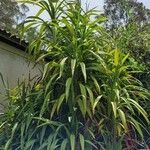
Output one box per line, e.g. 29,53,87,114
61,139,68,150
71,59,76,76
86,108,92,119
0,121,7,129
78,99,86,117
35,7,45,17
58,57,68,79
40,91,51,118
114,49,120,66
114,89,120,101
46,134,53,149
129,116,143,139
24,140,36,150
87,129,95,139
79,83,87,98
70,134,75,150
50,102,58,119
62,18,74,37
80,62,87,83
38,142,47,150
57,93,65,113
4,123,18,150
93,95,102,114
111,102,117,118
21,123,25,149
79,83,87,117
65,78,72,101
122,53,129,64
129,99,149,123
42,62,50,80
85,140,98,149
86,87,94,107
40,126,47,145
79,134,85,150
36,53,51,63
89,50,107,71
91,76,100,94
118,109,128,131
45,74,58,95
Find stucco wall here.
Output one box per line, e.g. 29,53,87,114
0,41,42,112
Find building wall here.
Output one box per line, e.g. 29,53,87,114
0,41,42,112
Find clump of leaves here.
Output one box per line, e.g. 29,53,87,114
0,0,150,149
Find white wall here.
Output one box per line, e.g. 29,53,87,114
0,41,42,112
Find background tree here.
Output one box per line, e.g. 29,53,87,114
0,0,29,32
104,0,150,29
103,0,150,78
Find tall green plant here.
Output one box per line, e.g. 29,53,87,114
0,0,150,149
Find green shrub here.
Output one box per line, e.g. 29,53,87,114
0,0,149,149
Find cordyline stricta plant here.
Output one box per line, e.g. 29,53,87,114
0,0,149,149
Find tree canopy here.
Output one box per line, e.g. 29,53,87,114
0,0,29,31
104,0,150,29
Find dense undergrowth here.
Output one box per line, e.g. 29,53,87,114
0,0,150,149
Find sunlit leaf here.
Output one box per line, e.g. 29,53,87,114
70,134,75,150
79,134,85,150
71,59,76,76
118,109,128,131
80,62,87,83
65,78,72,101
114,49,120,66
111,102,117,118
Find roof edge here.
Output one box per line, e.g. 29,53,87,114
0,29,28,51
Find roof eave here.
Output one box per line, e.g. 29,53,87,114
0,29,28,51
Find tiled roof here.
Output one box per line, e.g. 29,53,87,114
0,29,28,51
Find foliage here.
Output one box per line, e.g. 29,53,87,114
111,23,150,68
103,0,150,70
0,0,150,149
104,0,150,91
0,0,29,32
104,0,150,29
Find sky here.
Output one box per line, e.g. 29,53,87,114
138,0,150,8
26,0,150,18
